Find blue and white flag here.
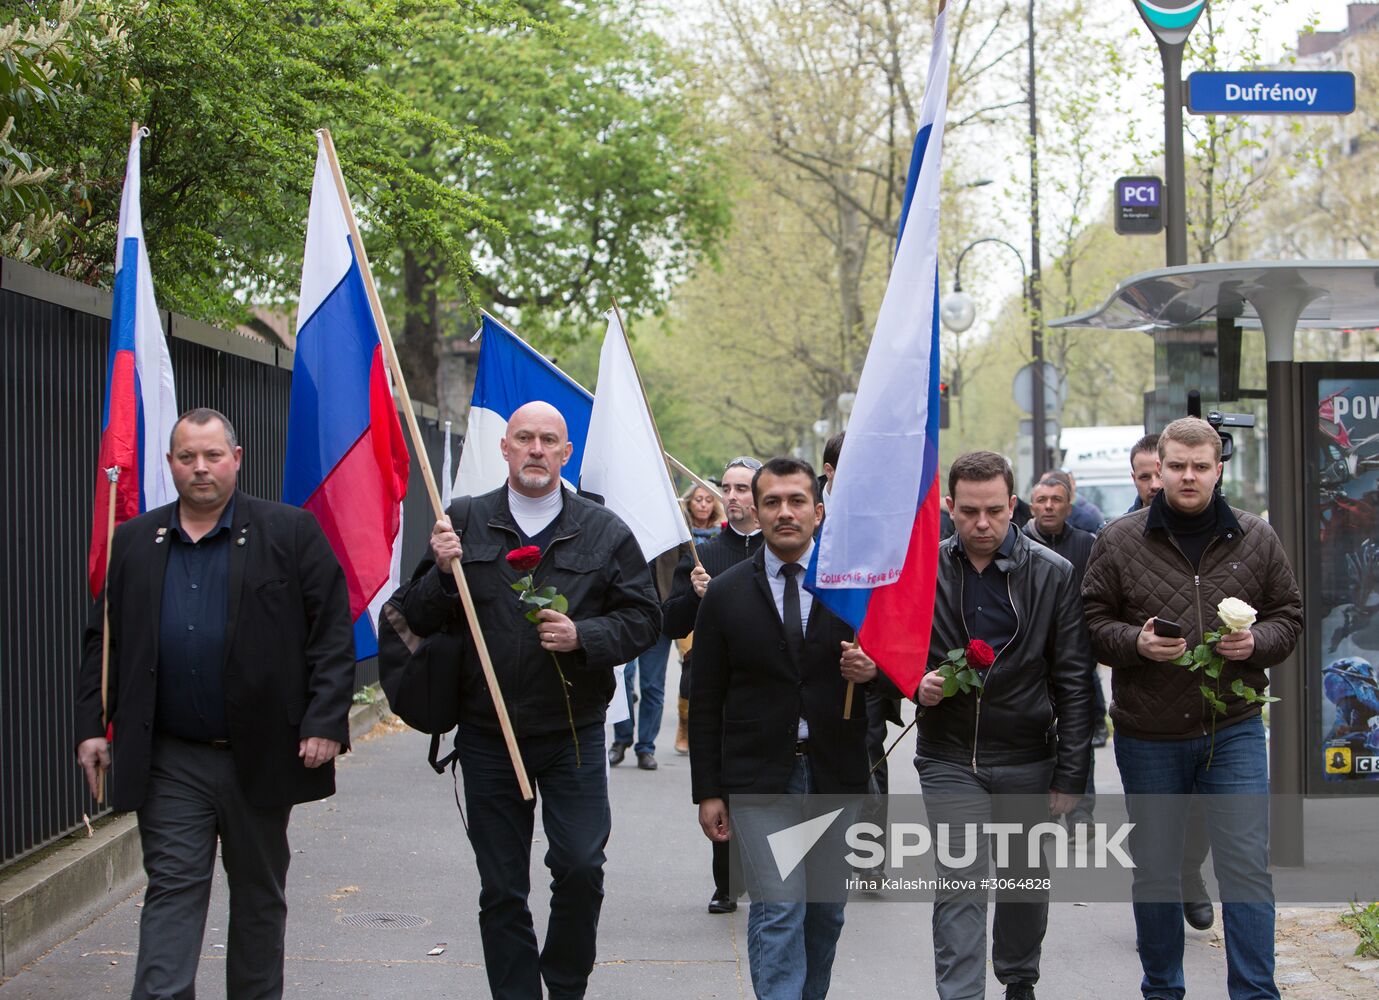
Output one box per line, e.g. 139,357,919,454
453,314,593,497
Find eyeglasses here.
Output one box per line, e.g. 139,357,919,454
724,456,762,472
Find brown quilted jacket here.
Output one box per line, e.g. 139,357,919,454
1081,495,1302,740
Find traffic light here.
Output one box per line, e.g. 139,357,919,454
938,381,951,429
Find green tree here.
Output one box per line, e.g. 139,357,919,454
1,0,128,263
384,0,732,400
9,0,498,334
643,0,1027,469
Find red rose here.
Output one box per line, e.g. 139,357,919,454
965,639,996,670
506,546,543,573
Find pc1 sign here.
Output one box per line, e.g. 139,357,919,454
1115,176,1164,236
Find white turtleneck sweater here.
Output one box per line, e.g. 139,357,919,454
508,484,563,538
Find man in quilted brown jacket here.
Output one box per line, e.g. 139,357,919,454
1083,416,1302,1000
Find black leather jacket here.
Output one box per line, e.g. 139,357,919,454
402,487,661,737
917,527,1093,794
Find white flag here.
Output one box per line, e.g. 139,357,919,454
581,312,691,560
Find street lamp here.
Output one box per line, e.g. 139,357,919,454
836,391,856,430
940,236,1051,477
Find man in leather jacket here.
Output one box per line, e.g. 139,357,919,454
404,401,661,1000
916,451,1093,1000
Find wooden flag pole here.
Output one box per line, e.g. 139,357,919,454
607,301,703,571
98,464,120,804
317,130,533,801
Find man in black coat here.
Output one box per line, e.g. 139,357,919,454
690,457,882,1000
916,451,1093,1000
75,408,355,1000
1024,471,1101,829
404,400,660,1000
661,455,764,913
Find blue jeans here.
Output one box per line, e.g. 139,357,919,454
1114,715,1276,1000
614,634,670,755
735,756,848,1000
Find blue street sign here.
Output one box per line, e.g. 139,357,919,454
1115,176,1163,236
1187,71,1356,116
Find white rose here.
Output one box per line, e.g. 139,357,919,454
1217,597,1257,633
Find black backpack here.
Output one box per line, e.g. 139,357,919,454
377,497,469,772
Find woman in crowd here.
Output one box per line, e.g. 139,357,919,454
671,484,723,756
682,483,724,544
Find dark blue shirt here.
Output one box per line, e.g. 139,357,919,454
156,497,236,741
956,525,1019,658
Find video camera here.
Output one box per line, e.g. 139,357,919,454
1187,389,1254,464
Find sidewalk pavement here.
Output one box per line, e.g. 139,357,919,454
2,665,1374,998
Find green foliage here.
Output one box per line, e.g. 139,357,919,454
384,0,731,396
11,0,502,325
1341,901,1379,959
1,0,128,261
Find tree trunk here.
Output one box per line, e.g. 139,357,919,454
398,244,440,404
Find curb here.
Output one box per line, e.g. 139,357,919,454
0,694,389,981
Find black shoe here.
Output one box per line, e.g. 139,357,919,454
1091,725,1109,748
636,751,657,771
1183,897,1215,930
1005,984,1036,1000
1182,874,1215,930
608,741,629,766
707,890,737,914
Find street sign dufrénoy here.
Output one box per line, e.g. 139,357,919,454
1187,71,1356,116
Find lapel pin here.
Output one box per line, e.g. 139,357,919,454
236,537,247,546
155,535,165,544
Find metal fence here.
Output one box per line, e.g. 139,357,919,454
0,257,459,868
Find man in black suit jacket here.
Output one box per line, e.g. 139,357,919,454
75,408,355,1000
690,457,882,1000
662,455,764,914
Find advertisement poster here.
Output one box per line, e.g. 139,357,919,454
1314,376,1379,784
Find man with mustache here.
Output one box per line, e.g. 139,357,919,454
689,456,882,999
402,400,661,1000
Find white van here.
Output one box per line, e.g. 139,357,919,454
1057,425,1144,517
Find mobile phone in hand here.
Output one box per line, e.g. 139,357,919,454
1152,618,1184,639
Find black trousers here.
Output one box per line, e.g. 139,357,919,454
133,735,292,1000
457,723,611,1000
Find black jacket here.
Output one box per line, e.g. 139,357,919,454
918,527,1093,794
76,493,356,811
661,525,764,639
689,548,877,801
1021,519,1096,588
402,486,661,737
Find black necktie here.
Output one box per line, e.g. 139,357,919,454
781,562,805,662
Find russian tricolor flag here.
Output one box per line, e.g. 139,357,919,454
805,6,949,698
88,125,178,598
284,134,410,660
452,313,593,497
